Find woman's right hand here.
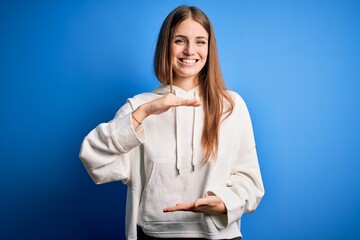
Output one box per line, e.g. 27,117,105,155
131,93,201,128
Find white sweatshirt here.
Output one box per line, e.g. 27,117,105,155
79,85,264,239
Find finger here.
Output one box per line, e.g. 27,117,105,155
184,99,201,106
195,196,224,208
174,201,195,210
192,205,224,214
163,202,195,212
191,205,210,213
165,94,201,107
176,99,201,107
163,206,178,212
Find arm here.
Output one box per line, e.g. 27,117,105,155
207,147,264,228
79,93,201,185
79,102,145,184
207,98,265,228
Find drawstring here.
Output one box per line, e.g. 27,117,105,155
174,90,181,175
174,87,199,175
191,89,198,172
175,107,181,175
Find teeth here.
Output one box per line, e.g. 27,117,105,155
181,59,196,64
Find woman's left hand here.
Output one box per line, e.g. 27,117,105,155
163,195,226,215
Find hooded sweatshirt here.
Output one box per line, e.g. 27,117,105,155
79,85,264,239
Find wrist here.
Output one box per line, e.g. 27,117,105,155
139,104,150,118
133,104,149,122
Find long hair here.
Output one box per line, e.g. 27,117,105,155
154,5,234,162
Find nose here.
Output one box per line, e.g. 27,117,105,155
184,42,195,55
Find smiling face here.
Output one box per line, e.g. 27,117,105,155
171,18,209,89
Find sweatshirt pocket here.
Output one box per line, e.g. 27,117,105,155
139,159,207,223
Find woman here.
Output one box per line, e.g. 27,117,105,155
80,5,264,240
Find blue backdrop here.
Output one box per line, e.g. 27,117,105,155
1,0,359,239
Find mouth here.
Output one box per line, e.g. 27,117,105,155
178,58,199,65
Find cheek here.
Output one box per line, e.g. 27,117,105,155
200,48,209,60
172,45,182,56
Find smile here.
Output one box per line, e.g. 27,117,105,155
179,58,199,64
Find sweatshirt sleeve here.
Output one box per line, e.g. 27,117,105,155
79,101,145,185
206,95,265,228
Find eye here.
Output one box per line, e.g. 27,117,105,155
175,39,186,44
196,40,207,45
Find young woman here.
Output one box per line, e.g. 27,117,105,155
80,5,264,240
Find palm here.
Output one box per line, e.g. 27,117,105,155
145,93,201,116
163,196,227,215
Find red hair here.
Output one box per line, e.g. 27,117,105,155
154,6,234,161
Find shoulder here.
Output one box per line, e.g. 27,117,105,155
226,90,246,108
225,90,254,128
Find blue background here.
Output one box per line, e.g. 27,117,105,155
1,0,359,239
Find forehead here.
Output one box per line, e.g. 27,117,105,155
174,18,208,38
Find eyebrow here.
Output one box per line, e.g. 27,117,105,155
174,34,208,40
